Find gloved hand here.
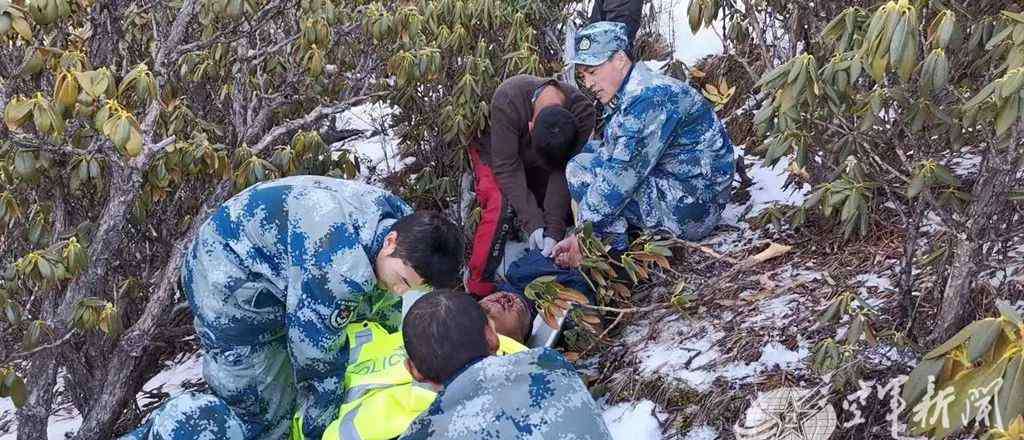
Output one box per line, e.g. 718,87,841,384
540,237,558,257
528,228,546,250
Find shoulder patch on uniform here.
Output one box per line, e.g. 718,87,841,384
330,304,354,330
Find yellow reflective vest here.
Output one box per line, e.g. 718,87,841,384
293,321,527,440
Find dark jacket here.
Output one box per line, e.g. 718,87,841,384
398,348,612,440
478,75,596,240
589,0,643,45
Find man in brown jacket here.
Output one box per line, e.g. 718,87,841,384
466,75,596,298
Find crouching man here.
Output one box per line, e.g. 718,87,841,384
400,291,612,439
552,22,735,267
123,176,464,440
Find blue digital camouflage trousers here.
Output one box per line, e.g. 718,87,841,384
568,62,735,249
122,176,412,440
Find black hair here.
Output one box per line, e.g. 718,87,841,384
402,290,490,383
391,211,465,289
531,106,579,170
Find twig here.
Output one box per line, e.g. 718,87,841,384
576,302,666,314
722,93,768,124
673,239,741,264
5,330,78,362
580,308,629,357
132,136,177,171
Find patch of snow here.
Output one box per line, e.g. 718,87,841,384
747,294,798,325
330,102,409,180
776,267,824,286
0,400,82,440
854,273,893,291
136,353,204,407
683,425,719,440
722,152,810,226
853,272,894,308
758,341,807,367
602,400,664,440
630,318,809,393
949,153,982,176
653,0,724,64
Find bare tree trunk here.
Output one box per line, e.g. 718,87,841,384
935,139,1021,343
87,0,127,68
16,185,77,440
73,185,229,440
899,199,923,326
16,159,142,439
14,362,58,440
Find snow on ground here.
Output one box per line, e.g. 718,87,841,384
0,399,82,440
623,316,809,393
853,271,896,309
682,425,719,440
602,400,665,440
722,148,810,227
0,354,203,440
136,353,204,408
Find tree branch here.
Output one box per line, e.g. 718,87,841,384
244,34,299,64
131,136,176,171
5,330,78,362
7,135,86,156
251,92,387,153
154,0,201,76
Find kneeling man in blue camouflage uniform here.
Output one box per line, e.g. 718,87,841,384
399,291,612,439
123,176,464,440
552,21,735,266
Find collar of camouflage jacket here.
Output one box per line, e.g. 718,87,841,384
605,61,637,116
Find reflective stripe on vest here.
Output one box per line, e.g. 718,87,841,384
339,400,364,440
345,382,391,403
348,327,375,363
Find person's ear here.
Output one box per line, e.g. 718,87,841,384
485,321,500,355
406,357,426,382
406,358,444,391
380,231,398,257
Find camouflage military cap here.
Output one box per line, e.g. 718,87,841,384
570,21,629,66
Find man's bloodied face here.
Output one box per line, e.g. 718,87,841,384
479,292,532,343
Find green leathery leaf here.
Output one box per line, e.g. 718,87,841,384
840,190,862,222
996,300,1023,325
997,354,1024,426
937,13,955,49
907,172,926,198
9,374,26,408
996,96,1020,137
933,51,949,91
925,319,985,359
902,355,946,406
846,314,864,345
966,318,1002,363
889,13,908,64
931,165,959,186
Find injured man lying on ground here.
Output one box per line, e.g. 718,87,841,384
315,250,600,440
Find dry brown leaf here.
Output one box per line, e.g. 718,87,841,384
742,242,793,267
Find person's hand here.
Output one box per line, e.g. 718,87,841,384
550,235,583,268
540,237,558,257
528,228,545,250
